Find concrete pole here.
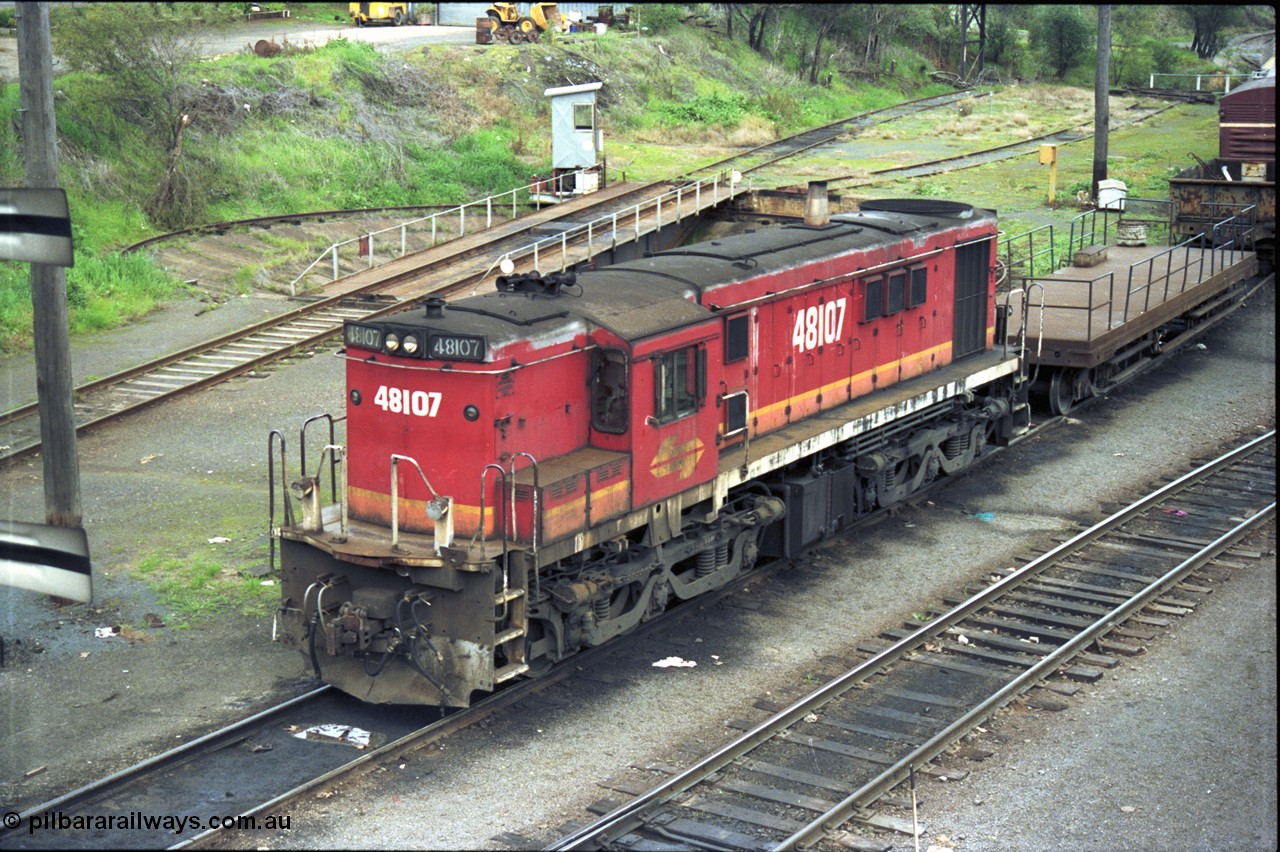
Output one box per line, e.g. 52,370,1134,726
1093,5,1111,201
17,1,82,528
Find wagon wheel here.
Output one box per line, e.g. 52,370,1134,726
509,28,526,44
494,25,513,43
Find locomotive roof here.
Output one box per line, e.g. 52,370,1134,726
1221,73,1275,103
380,201,994,353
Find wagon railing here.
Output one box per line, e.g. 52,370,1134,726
1066,199,1176,258
1022,222,1250,348
1001,224,1058,289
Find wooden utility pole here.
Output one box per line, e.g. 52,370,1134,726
1093,5,1111,201
16,1,82,528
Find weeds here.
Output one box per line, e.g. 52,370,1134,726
133,547,275,626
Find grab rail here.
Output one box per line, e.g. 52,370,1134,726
267,429,290,574
390,454,450,553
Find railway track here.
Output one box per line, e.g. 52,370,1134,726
3,419,1269,849
546,431,1276,851
0,525,827,850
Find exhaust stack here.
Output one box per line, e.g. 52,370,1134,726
804,181,830,227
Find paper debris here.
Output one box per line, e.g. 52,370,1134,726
294,724,372,747
652,656,697,668
94,626,119,639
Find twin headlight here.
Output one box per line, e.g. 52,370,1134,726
383,333,420,355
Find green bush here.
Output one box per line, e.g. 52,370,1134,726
654,93,750,127
633,4,687,35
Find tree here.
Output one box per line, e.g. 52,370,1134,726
1177,5,1243,60
715,3,778,52
796,4,856,84
1030,6,1092,79
747,3,779,54
53,3,225,225
850,5,906,69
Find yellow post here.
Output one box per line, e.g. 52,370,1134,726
1039,144,1058,205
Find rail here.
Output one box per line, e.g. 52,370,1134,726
488,170,747,279
288,168,598,296
550,432,1276,852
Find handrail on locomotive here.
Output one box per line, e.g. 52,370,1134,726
389,453,452,553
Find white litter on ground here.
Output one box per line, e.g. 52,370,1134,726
293,724,372,747
652,656,697,668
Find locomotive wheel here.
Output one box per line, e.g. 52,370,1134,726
509,29,526,44
1048,369,1074,416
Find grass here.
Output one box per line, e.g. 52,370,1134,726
132,543,276,627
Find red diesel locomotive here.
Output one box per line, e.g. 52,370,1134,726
273,198,1028,706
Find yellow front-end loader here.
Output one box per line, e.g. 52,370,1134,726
483,2,566,43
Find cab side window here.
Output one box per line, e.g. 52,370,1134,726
592,349,629,434
654,345,705,423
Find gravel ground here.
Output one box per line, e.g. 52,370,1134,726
1,279,1274,849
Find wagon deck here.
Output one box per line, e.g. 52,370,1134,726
1006,242,1259,369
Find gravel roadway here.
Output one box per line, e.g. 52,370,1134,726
0,16,475,84
0,279,1274,850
